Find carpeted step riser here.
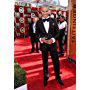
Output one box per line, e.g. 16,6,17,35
15,60,74,73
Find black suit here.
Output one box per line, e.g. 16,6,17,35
28,22,39,52
57,21,66,54
36,18,61,79
58,28,65,54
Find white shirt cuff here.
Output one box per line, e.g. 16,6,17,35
51,38,55,43
39,38,55,43
39,38,43,43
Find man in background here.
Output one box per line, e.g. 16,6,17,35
28,17,39,53
57,15,67,56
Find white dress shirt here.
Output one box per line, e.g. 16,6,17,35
33,23,36,33
43,21,49,33
58,21,67,30
39,17,55,43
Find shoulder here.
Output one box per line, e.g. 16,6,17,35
37,18,42,24
63,21,67,25
49,18,55,21
29,22,33,25
49,18,57,23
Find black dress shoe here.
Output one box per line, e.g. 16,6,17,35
58,53,64,57
56,78,64,86
30,50,34,53
44,76,49,87
61,53,64,56
36,51,39,53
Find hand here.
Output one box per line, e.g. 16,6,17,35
41,38,46,43
41,38,49,43
46,39,53,45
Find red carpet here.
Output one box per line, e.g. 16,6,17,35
14,37,76,90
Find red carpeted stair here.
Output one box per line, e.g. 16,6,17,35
14,37,76,90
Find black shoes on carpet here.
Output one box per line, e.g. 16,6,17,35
30,50,39,53
44,77,64,87
30,50,34,53
56,78,64,86
58,52,64,56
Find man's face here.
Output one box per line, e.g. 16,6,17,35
33,17,38,23
41,6,50,18
60,16,64,22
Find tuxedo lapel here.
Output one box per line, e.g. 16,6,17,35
48,18,53,33
39,19,47,33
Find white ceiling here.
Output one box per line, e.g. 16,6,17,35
15,0,68,7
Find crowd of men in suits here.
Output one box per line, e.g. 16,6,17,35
28,5,67,87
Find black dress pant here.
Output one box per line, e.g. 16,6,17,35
41,44,60,79
30,33,39,51
58,30,65,53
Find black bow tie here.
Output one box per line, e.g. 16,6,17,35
42,18,49,22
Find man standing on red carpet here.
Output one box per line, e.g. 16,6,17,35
28,17,39,53
36,5,64,87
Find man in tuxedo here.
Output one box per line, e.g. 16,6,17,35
57,15,67,56
36,5,64,87
28,17,39,53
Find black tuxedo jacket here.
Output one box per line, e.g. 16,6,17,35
28,22,36,36
36,18,59,51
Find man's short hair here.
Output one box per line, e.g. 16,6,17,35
41,5,49,11
60,15,66,20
